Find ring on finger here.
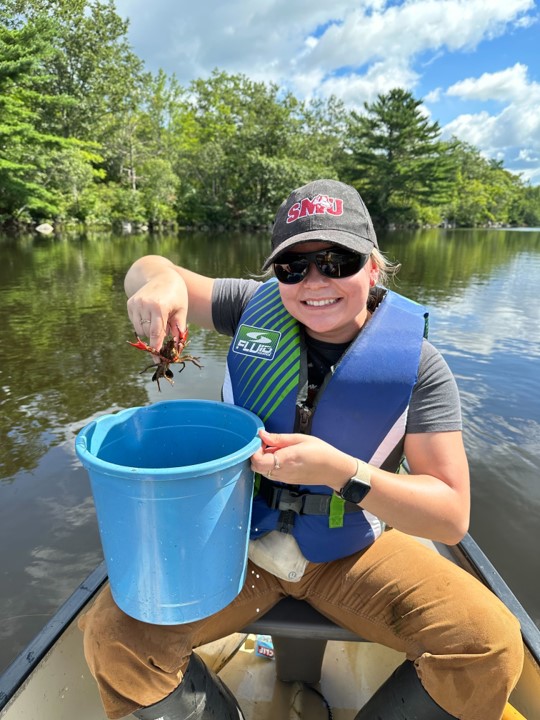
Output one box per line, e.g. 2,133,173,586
273,454,281,471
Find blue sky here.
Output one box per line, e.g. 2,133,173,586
114,0,540,184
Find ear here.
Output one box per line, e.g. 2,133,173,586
369,258,380,287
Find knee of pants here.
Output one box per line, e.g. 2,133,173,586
78,586,192,677
414,567,524,680
453,590,524,682
78,587,138,672
486,603,524,679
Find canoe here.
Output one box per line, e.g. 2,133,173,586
0,533,539,720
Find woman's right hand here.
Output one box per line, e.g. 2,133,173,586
126,257,189,352
125,255,216,353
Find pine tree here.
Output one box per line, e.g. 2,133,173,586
0,19,73,220
345,88,455,225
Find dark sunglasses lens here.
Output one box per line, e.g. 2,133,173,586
274,249,368,284
319,251,366,278
274,257,309,284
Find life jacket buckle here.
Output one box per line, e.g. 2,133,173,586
275,489,305,514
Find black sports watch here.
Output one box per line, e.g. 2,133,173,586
336,459,372,505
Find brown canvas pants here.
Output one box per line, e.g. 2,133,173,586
79,530,523,720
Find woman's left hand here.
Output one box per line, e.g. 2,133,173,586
251,429,356,491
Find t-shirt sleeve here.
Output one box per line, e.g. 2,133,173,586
211,278,262,337
406,340,463,433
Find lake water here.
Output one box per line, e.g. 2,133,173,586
0,226,539,673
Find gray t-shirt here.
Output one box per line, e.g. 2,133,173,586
211,278,462,434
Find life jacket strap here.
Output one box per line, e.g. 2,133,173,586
259,477,362,516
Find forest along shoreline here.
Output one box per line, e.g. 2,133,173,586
2,2,540,234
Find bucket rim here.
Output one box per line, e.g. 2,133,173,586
75,399,264,478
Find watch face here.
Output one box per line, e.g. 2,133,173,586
340,478,371,504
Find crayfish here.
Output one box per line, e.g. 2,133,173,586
128,325,202,391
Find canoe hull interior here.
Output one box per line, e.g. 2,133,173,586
1,536,539,720
0,610,408,719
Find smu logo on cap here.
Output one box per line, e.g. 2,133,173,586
286,194,344,224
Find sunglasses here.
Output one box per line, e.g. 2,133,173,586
273,247,370,285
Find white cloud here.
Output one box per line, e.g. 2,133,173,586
115,0,358,83
443,111,498,147
300,60,420,108
302,0,534,71
518,149,538,162
447,63,531,102
116,0,535,88
424,87,442,103
442,64,540,177
113,0,539,182
516,167,540,184
514,13,538,28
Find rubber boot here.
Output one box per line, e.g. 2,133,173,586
354,660,457,719
133,652,245,720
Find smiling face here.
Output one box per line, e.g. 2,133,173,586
276,242,379,343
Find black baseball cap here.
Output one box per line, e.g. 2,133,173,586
262,179,378,269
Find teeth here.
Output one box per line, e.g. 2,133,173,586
304,299,338,307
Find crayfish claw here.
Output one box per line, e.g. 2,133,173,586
128,334,158,354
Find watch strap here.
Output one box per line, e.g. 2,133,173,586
351,458,371,485
336,458,372,504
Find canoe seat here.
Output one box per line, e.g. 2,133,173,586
241,597,368,684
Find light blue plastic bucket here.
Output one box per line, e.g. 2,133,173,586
75,399,263,625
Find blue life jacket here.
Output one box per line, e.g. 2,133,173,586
223,279,427,562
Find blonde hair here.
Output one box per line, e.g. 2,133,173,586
371,247,401,287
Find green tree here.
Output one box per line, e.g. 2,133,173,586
304,95,349,174
127,70,195,226
519,185,540,226
344,88,455,225
444,141,525,226
137,157,178,226
1,0,145,223
177,70,343,227
1,1,534,229
0,18,78,221
3,0,145,142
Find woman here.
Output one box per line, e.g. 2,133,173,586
80,180,523,720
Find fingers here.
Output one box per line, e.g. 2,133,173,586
131,309,166,347
168,312,188,342
252,429,307,480
126,267,190,344
251,431,348,488
266,452,281,479
127,298,187,354
258,428,299,451
133,315,157,340
147,319,167,354
251,444,283,479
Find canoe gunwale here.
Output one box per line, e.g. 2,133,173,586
1,532,539,711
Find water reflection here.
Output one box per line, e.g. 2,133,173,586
0,227,539,672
